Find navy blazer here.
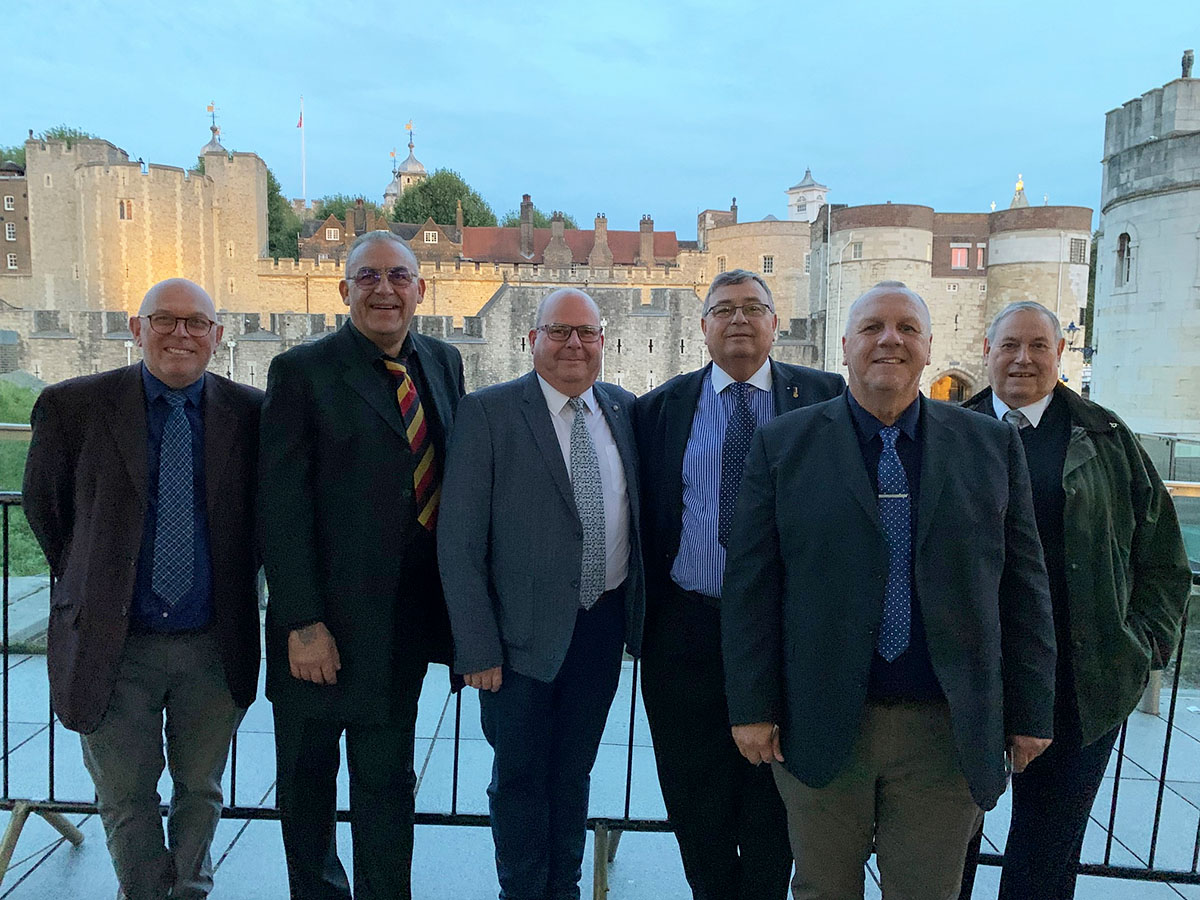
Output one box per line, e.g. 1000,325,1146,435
438,370,646,682
634,359,845,602
721,394,1057,810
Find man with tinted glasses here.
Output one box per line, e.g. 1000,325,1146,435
439,288,645,900
634,269,843,900
24,278,262,899
260,231,464,899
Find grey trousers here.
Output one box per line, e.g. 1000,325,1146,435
772,701,984,900
80,631,241,900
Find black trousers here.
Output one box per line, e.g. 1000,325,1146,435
272,664,427,900
959,723,1120,900
479,590,626,900
640,585,792,900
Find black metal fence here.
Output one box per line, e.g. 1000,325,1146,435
1,489,1198,894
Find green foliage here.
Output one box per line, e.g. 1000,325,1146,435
37,125,96,148
267,168,301,260
500,206,578,229
0,145,25,168
0,381,39,425
314,194,385,222
391,169,497,227
191,156,205,175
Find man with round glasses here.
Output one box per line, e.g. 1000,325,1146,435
24,278,263,899
633,269,844,899
439,287,644,900
260,231,464,899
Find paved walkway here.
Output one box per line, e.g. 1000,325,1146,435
0,655,1197,898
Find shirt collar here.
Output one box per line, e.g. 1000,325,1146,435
536,373,597,416
141,362,204,408
347,319,415,365
991,390,1053,428
846,390,920,444
710,358,773,395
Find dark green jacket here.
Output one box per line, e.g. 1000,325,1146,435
964,384,1191,745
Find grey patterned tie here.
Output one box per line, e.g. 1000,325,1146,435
1004,408,1032,430
152,390,194,604
568,396,606,609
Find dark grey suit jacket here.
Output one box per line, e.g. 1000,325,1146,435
721,394,1057,810
438,371,646,682
23,365,263,734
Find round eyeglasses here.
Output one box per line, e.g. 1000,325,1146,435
141,314,217,337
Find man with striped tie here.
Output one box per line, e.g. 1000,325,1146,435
721,282,1057,899
260,231,464,899
633,269,843,900
438,288,645,900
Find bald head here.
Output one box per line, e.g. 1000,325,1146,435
535,288,600,328
138,278,216,319
844,281,931,337
130,277,223,389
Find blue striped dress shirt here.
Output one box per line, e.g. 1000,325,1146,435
671,361,775,599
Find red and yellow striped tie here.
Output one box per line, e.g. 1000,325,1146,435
384,360,440,531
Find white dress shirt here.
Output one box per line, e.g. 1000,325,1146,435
537,375,631,591
992,391,1054,428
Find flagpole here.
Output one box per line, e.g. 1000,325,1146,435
299,96,306,203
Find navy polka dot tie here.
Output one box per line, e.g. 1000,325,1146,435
876,426,911,661
718,382,756,548
152,391,194,605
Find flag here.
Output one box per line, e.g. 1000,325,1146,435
390,149,396,158
405,120,413,132
297,111,303,128
206,103,214,113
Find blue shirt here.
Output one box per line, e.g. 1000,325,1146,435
671,363,775,599
846,391,942,701
131,364,214,632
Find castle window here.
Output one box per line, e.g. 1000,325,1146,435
326,228,340,241
570,262,578,276
424,231,438,243
797,201,807,213
44,174,52,187
977,247,985,268
950,247,968,269
979,283,987,292
1069,238,1087,265
762,255,774,275
946,283,959,292
118,200,132,220
716,256,726,274
4,223,14,241
2,196,13,211
804,253,811,274
851,242,863,260
1116,233,1133,287
6,253,16,269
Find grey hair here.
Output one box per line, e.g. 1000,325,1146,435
702,269,774,313
843,281,931,336
986,301,1064,343
344,230,419,274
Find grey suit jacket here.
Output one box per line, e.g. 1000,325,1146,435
438,370,646,682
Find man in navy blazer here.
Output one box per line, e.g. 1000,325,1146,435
722,282,1057,899
439,288,645,900
635,269,843,900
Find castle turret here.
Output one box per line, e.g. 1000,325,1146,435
785,168,829,223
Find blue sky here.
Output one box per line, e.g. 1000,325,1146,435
4,0,1193,235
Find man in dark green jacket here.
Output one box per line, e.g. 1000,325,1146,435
959,300,1191,900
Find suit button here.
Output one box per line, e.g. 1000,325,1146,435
571,579,579,589
121,603,129,617
1070,563,1079,571
575,531,582,540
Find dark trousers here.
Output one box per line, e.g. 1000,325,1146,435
959,724,1120,900
272,665,426,900
640,585,792,900
479,591,625,900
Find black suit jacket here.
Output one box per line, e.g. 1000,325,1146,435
259,323,465,722
634,359,845,602
23,365,263,734
439,371,646,681
721,394,1056,810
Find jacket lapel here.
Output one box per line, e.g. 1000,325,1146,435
520,372,577,513
916,397,952,549
335,327,407,439
103,365,149,503
770,359,801,414
824,400,879,527
596,383,639,515
202,374,237,523
664,366,707,491
410,332,451,440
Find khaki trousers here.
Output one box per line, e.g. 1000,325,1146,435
772,700,984,900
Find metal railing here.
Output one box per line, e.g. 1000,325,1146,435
0,490,1198,894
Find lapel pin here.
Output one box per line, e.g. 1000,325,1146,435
792,387,799,398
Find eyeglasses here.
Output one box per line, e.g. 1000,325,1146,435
704,302,774,319
537,323,604,343
142,314,216,337
350,266,417,289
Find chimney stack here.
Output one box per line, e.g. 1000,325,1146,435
636,214,655,267
455,197,464,232
544,210,573,268
520,194,534,259
588,214,613,268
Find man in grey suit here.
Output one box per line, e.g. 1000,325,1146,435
722,282,1057,899
439,287,645,900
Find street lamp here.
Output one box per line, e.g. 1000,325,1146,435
124,340,134,366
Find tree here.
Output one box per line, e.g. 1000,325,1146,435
313,194,385,222
0,145,24,169
36,125,96,148
391,169,496,227
267,168,301,260
500,206,577,229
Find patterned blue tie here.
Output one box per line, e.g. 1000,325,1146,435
718,382,756,548
568,397,606,609
876,426,911,661
152,391,194,604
